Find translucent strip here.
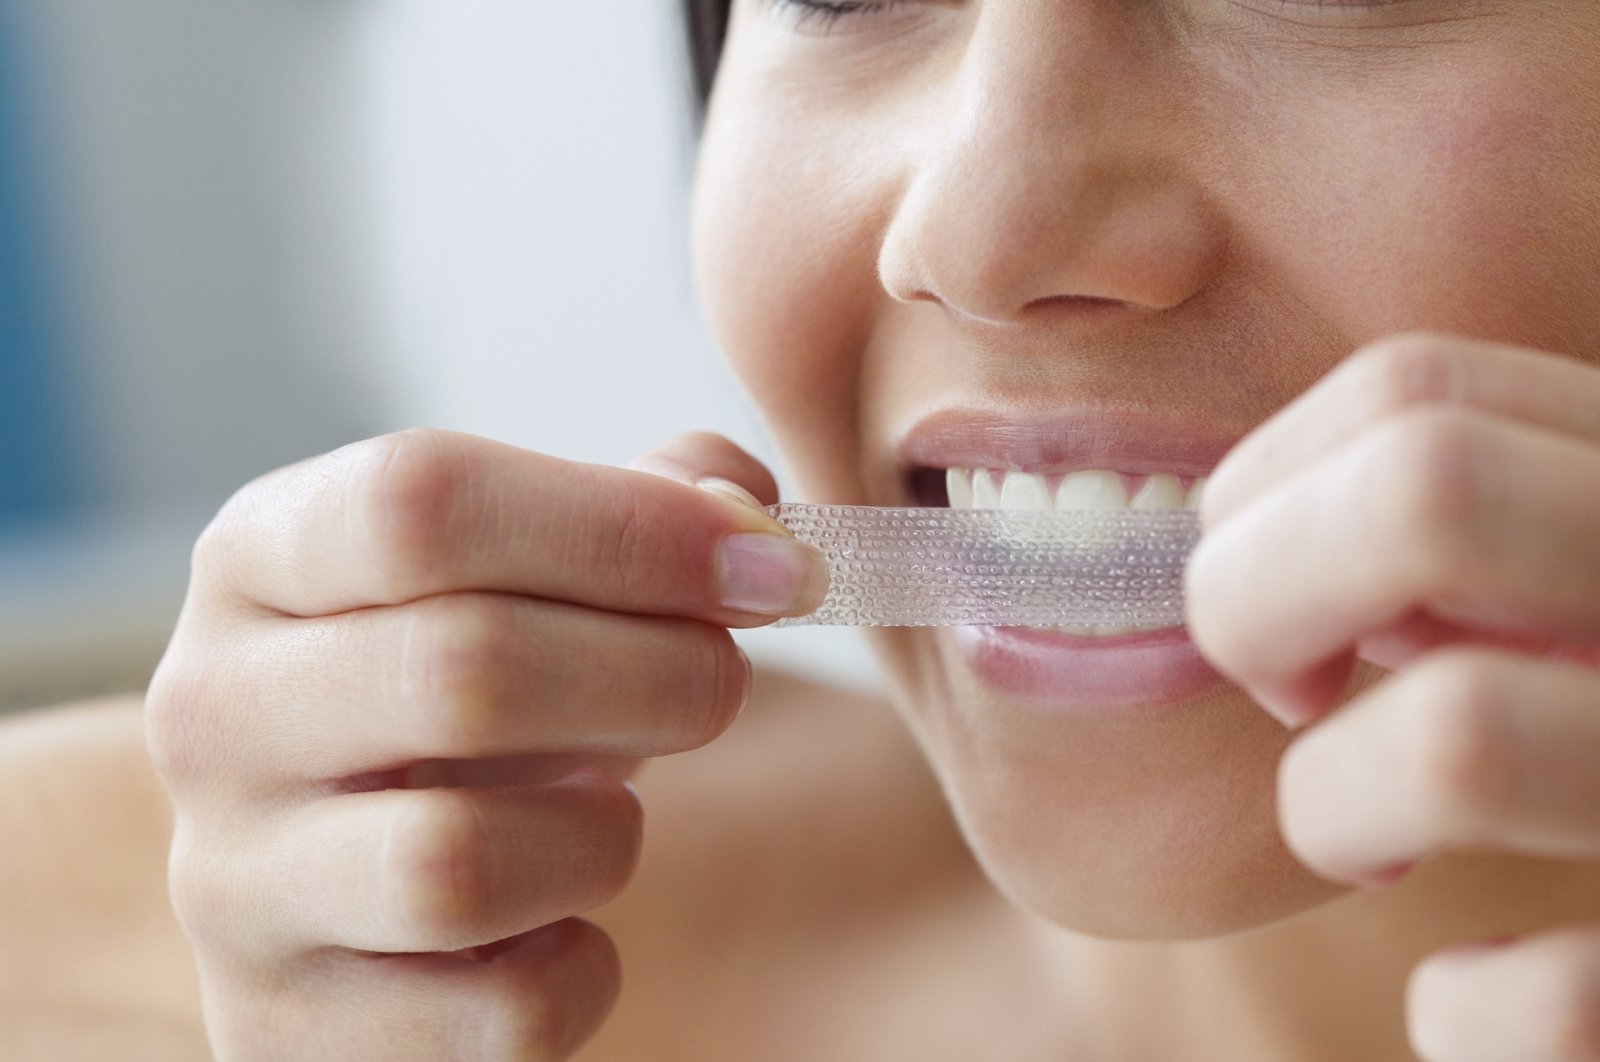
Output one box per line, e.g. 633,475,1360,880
765,503,1199,628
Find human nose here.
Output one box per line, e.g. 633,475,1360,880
877,4,1222,325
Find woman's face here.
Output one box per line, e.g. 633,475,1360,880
691,0,1600,938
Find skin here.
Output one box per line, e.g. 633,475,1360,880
693,0,1600,1056
7,0,1600,1059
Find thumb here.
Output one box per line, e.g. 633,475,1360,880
629,432,828,620
627,432,782,512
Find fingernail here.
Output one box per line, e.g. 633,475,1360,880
717,533,827,615
696,476,765,512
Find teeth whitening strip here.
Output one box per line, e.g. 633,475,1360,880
764,503,1199,628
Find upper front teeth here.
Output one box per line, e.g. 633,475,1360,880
1052,470,1124,510
945,468,1206,511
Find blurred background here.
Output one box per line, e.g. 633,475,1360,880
0,0,878,714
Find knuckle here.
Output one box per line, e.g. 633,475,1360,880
548,473,662,602
478,988,572,1061
354,429,469,594
143,652,220,791
404,597,519,756
165,834,208,931
564,467,705,606
165,825,232,952
480,924,621,1060
188,501,239,584
1371,409,1487,586
601,785,646,898
662,625,747,752
190,463,296,592
570,779,645,908
601,490,662,587
1354,332,1465,414
384,790,492,949
1399,655,1518,841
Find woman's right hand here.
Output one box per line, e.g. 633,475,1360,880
144,428,827,1060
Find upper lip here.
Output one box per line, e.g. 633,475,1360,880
895,403,1242,478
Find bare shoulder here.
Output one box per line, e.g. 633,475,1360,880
610,661,969,914
0,697,209,1060
582,663,984,1061
625,662,957,860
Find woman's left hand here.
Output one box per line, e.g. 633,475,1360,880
1187,332,1600,1062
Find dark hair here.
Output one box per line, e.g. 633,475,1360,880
685,0,732,113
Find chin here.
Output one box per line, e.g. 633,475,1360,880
867,626,1350,940
951,769,1351,941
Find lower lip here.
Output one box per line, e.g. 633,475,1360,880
948,623,1228,710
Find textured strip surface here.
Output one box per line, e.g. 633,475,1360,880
766,504,1199,628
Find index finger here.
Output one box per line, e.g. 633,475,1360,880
1202,333,1600,528
196,429,827,624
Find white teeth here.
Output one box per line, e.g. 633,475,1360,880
971,469,1001,508
1055,470,1126,510
1130,473,1184,510
945,467,973,509
942,467,1202,514
998,470,1052,509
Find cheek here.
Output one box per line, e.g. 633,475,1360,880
691,102,894,501
1246,62,1600,355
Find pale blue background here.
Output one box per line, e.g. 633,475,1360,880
0,8,77,527
0,1,878,711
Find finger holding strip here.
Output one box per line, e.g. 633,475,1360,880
625,429,781,506
1186,408,1600,725
194,428,826,625
1202,333,1600,529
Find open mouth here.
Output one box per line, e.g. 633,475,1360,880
892,406,1234,708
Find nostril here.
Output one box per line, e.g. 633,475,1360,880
1022,293,1130,319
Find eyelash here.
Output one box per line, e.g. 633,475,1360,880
761,0,1449,51
767,0,1418,31
767,0,904,32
